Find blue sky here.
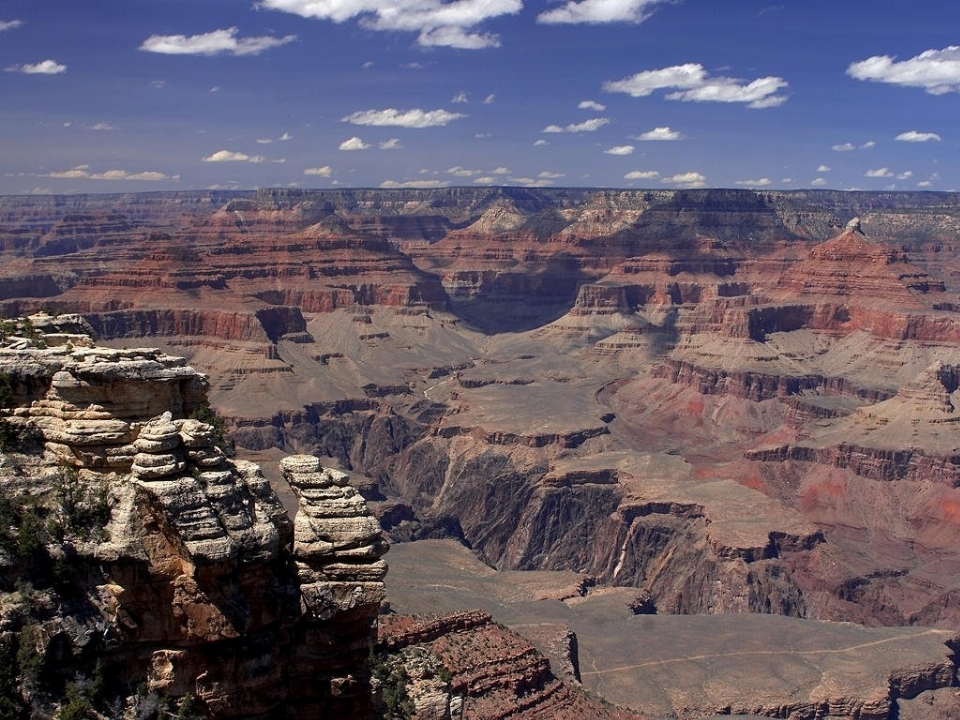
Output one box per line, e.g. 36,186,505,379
2,0,959,194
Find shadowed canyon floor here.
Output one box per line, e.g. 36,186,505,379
5,188,960,717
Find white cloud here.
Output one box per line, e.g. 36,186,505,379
280,132,293,141
257,138,274,144
448,166,481,177
604,145,634,155
149,79,166,89
604,62,787,108
634,126,682,141
380,179,451,188
735,177,772,187
661,172,706,187
509,177,554,187
5,59,66,74
89,122,115,131
847,46,960,95
578,99,606,111
0,19,24,32
47,165,90,179
203,150,265,162
210,85,221,92
343,107,465,128
897,171,914,180
483,93,495,104
865,167,894,178
379,138,403,149
45,165,177,181
89,169,179,181
816,164,830,172
491,166,510,174
624,170,659,180
811,177,827,186
452,91,469,103
534,139,549,146
538,0,666,24
918,180,933,188
473,176,498,185
259,0,522,49
831,140,874,152
339,137,370,150
896,130,941,142
539,171,565,179
303,166,333,176
542,117,609,133
140,27,295,56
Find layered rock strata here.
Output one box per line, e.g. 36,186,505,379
0,324,388,719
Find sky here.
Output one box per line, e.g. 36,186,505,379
2,0,959,194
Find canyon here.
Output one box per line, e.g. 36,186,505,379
4,187,960,717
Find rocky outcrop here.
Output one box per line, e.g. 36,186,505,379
0,322,388,719
377,612,644,720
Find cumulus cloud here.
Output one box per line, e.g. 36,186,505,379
634,126,682,141
861,140,876,149
897,170,914,180
661,172,706,187
0,19,24,32
578,100,606,111
473,176,498,185
256,138,274,144
280,132,293,141
539,171,565,179
140,27,295,56
259,0,522,49
534,139,549,146
379,138,403,149
491,166,510,174
339,137,370,150
46,166,90,179
538,0,667,24
483,93,495,104
452,91,469,103
604,145,634,155
303,166,333,176
203,150,265,162
816,164,830,172
865,167,894,178
542,117,609,133
46,165,178,181
847,46,960,95
811,177,827,186
735,177,772,187
624,170,659,180
5,59,66,74
343,108,465,128
380,179,451,188
896,130,941,142
604,62,787,108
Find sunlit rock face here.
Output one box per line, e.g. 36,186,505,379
0,320,388,719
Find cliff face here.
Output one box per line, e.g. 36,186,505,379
0,317,387,719
6,189,960,636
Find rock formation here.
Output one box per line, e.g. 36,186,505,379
0,319,388,719
8,189,960,716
